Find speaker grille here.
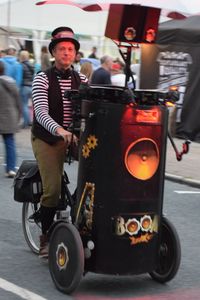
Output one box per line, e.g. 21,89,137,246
124,138,159,180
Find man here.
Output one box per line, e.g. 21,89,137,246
0,45,22,87
111,61,126,87
111,61,135,89
88,46,98,59
31,26,87,258
91,55,113,85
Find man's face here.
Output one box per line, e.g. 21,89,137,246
106,57,113,71
52,41,76,69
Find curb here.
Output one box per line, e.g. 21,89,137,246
165,173,200,189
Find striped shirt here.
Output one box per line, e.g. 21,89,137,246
32,71,87,135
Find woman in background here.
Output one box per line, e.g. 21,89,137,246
0,61,21,177
80,61,93,83
19,50,34,128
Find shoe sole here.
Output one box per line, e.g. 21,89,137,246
39,254,48,259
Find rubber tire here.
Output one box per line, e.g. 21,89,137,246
49,222,84,294
22,202,41,254
149,216,181,283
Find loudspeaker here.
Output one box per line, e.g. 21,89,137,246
78,99,168,212
77,99,169,274
105,4,161,43
119,105,168,207
124,138,159,180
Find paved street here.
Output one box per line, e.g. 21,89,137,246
0,128,200,300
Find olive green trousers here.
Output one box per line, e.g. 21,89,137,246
31,135,67,208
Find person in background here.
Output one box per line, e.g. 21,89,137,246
91,55,113,85
31,26,88,258
0,49,6,58
111,62,126,87
29,53,41,75
73,51,84,72
88,46,98,59
19,50,34,128
80,61,93,83
0,45,22,88
115,57,125,72
40,46,51,71
0,61,21,178
111,60,135,89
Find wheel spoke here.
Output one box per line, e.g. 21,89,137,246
22,202,41,254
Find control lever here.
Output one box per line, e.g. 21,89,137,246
168,132,190,161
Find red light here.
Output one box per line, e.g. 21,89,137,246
135,108,161,123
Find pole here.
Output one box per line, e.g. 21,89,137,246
7,0,11,47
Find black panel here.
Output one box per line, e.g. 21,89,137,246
105,4,161,44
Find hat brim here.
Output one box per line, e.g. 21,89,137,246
49,37,80,54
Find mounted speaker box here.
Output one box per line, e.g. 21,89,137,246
78,99,168,213
117,104,168,211
105,4,161,43
77,98,169,274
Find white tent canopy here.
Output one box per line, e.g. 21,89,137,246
1,0,200,62
0,0,108,36
1,0,200,37
0,0,108,61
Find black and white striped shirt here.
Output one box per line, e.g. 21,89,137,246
32,71,87,135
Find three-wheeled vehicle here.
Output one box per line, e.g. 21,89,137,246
46,5,191,289
15,4,190,295
47,81,189,294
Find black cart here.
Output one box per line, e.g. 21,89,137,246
48,86,182,294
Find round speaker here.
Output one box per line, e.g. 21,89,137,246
124,138,159,180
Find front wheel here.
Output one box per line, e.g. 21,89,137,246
49,222,84,294
22,202,41,254
149,216,181,283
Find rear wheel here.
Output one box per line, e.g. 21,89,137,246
49,222,84,294
149,216,181,283
22,202,41,254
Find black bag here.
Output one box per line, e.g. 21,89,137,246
13,160,42,203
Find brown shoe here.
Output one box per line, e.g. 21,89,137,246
39,234,48,258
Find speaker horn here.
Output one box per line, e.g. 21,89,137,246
124,138,159,180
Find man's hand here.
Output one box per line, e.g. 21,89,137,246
56,127,78,145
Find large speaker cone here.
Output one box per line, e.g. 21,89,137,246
124,138,159,180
